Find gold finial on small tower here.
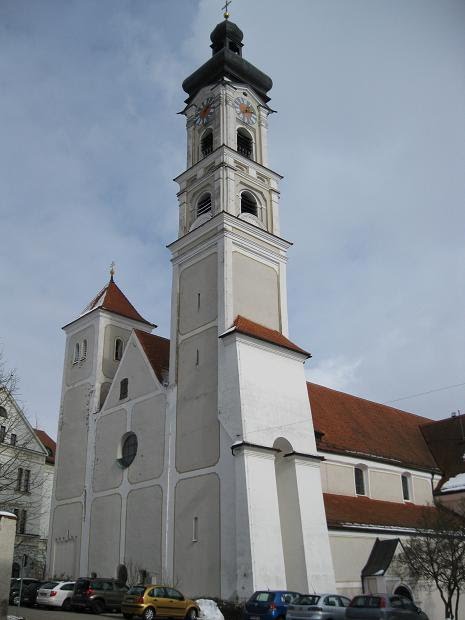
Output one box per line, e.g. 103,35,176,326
109,261,116,281
222,0,231,19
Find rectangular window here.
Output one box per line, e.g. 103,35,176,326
23,469,31,493
119,378,128,400
402,475,410,501
18,509,27,534
354,467,365,495
16,468,23,491
10,433,17,446
0,426,5,442
192,516,198,542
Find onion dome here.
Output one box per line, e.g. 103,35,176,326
182,19,272,104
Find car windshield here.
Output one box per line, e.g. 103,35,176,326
295,595,320,605
40,582,59,590
128,586,146,596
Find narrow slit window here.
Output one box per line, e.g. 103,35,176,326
402,474,410,501
119,378,129,400
201,130,213,158
237,128,253,159
81,339,88,360
10,433,17,446
16,468,23,491
241,192,258,216
192,516,198,542
114,338,124,361
24,469,31,493
197,293,201,311
196,349,200,367
354,467,365,495
0,426,5,442
197,193,212,217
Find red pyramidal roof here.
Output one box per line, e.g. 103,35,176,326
80,277,154,326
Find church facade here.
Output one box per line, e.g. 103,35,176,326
48,16,459,618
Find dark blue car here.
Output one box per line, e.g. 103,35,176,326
244,591,301,620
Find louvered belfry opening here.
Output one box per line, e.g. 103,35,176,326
197,193,212,217
201,130,213,158
237,128,253,159
240,191,258,216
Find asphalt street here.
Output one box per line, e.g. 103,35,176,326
8,606,121,620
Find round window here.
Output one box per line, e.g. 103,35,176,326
118,433,138,468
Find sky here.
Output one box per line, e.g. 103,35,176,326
0,0,464,439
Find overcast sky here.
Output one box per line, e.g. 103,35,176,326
1,0,464,438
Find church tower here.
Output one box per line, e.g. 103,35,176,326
168,15,335,598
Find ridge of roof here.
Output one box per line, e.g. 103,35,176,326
135,330,170,385
308,382,438,472
221,315,310,357
34,429,56,464
80,278,154,327
324,493,437,530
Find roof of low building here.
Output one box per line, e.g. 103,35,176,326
135,330,170,385
421,415,465,492
34,429,56,464
308,382,438,472
222,315,310,357
78,277,154,326
324,493,436,530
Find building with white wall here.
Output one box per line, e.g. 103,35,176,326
47,14,459,619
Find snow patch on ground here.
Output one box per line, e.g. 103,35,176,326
196,598,225,620
8,615,25,620
442,472,465,492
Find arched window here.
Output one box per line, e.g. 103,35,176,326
354,466,366,496
81,339,88,360
73,342,80,364
240,191,258,216
0,407,7,418
201,130,213,158
197,193,212,217
402,473,411,501
237,128,253,159
114,338,124,361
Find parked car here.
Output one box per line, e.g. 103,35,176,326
12,581,44,607
244,590,301,620
287,593,350,620
9,579,41,604
121,584,199,620
36,580,75,610
71,577,129,614
346,594,429,619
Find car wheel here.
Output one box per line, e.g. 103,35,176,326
92,599,106,614
186,608,198,620
142,607,156,620
62,598,72,610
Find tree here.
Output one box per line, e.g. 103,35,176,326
0,352,48,577
395,504,465,620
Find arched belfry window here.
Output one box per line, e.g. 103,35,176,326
237,128,253,159
201,130,213,158
81,339,88,360
197,193,212,217
114,338,124,361
73,342,80,364
240,191,258,217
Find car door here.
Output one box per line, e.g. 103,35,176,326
165,587,187,617
147,587,170,617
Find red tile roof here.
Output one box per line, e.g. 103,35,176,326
135,330,170,385
34,429,56,464
308,382,438,471
324,493,437,530
225,316,310,357
80,278,154,326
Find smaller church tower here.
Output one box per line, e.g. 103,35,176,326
48,271,154,578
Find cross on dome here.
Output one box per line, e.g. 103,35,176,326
222,0,231,20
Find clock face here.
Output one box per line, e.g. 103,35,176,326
234,96,257,125
194,97,215,126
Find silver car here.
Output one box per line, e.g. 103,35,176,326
287,593,351,620
345,595,429,620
